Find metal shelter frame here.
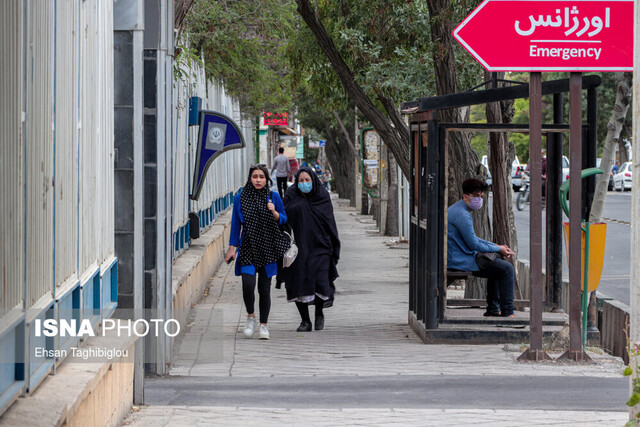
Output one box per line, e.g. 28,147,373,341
403,75,601,348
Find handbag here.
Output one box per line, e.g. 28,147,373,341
282,229,298,268
475,252,498,270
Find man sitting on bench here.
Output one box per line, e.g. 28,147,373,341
447,178,516,317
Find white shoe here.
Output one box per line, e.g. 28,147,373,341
259,324,270,340
243,316,255,338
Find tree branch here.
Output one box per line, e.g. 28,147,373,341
377,94,409,143
296,0,410,178
175,0,197,35
332,111,358,158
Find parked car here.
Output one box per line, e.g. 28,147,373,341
481,155,524,191
613,161,633,191
561,156,569,182
596,158,615,191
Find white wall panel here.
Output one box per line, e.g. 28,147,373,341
78,0,98,273
98,0,115,263
55,0,79,288
0,1,25,314
77,0,115,273
25,0,55,308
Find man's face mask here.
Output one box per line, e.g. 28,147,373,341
468,196,483,211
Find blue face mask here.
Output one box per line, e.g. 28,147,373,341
298,182,313,193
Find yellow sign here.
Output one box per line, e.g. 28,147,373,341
562,222,607,292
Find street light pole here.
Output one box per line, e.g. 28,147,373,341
630,8,640,419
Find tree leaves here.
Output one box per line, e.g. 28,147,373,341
182,0,297,116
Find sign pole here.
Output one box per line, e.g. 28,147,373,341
559,73,592,361
452,0,632,363
518,72,551,361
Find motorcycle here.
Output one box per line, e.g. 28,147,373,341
516,172,545,211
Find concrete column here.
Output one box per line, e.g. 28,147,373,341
141,0,174,376
113,0,145,404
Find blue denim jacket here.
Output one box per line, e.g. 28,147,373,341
447,200,499,271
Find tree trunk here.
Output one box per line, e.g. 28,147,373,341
296,0,411,180
324,124,356,204
424,0,492,298
484,70,521,299
385,151,399,236
590,73,633,223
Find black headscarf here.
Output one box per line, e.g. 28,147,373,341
238,170,289,268
282,167,340,288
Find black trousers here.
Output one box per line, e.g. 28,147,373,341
276,177,288,198
242,268,271,323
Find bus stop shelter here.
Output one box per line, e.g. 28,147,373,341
402,75,600,344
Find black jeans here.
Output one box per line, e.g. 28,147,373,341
242,268,271,323
473,258,515,316
276,177,288,199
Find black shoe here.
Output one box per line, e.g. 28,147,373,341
315,316,325,331
296,321,312,332
483,311,501,317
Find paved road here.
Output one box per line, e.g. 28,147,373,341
512,191,632,305
143,374,626,412
124,198,627,426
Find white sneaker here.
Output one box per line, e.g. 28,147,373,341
243,316,255,338
259,324,270,340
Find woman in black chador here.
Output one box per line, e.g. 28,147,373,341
282,166,340,332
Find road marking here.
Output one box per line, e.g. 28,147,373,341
603,217,631,226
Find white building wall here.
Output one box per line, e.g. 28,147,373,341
78,0,115,275
0,0,116,406
55,0,79,290
0,0,25,315
25,1,55,308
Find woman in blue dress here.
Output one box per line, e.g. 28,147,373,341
225,164,289,340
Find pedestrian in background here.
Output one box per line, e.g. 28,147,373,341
282,167,340,332
541,148,547,199
272,147,290,198
612,161,620,174
225,164,290,340
322,169,332,190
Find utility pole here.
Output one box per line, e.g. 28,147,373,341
630,9,640,419
355,108,363,213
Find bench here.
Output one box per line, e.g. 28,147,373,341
446,270,472,289
446,270,530,309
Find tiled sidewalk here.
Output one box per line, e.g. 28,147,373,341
123,199,628,426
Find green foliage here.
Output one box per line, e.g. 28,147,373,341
625,342,640,424
507,71,632,162
302,135,320,164
174,44,204,84
182,0,298,116
511,133,530,164
470,134,487,158
289,0,485,133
